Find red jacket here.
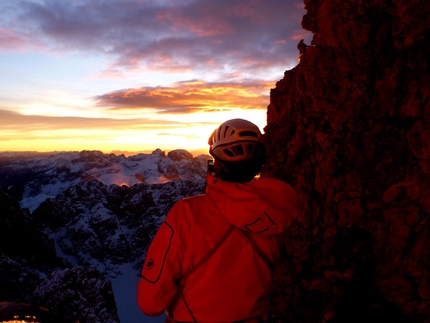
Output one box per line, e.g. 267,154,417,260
137,174,297,322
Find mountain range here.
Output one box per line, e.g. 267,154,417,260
0,149,211,323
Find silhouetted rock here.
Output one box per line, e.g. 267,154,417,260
167,149,193,161
265,0,430,322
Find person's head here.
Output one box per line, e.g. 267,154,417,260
208,118,266,183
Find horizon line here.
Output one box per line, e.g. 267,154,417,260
0,147,210,158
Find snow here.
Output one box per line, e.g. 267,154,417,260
9,150,209,212
0,150,211,322
99,171,141,187
111,263,166,323
20,193,54,212
21,179,79,212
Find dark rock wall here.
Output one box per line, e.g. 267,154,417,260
264,0,430,322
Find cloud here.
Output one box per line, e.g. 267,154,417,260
94,79,272,113
0,28,27,50
0,109,181,134
0,108,221,153
157,132,200,138
1,0,311,75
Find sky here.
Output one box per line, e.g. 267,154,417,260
0,0,312,155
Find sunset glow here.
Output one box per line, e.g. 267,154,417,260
0,0,312,155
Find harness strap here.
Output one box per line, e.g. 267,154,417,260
180,224,236,281
171,194,275,322
173,224,236,323
239,230,275,275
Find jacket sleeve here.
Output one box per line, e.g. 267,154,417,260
137,202,185,316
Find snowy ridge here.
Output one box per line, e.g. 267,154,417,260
0,149,210,212
0,149,210,323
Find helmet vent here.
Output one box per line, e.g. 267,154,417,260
231,144,244,156
247,144,253,154
223,126,230,137
223,149,235,157
253,145,262,156
238,131,258,138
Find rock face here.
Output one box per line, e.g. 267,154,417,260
33,177,207,271
264,0,430,322
0,188,120,323
29,266,120,323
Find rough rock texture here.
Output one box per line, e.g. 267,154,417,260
33,177,206,271
29,266,120,323
0,188,120,323
264,0,430,322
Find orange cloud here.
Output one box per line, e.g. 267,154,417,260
0,109,181,134
94,80,272,113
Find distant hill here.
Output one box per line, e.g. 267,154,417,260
0,148,211,212
110,147,208,157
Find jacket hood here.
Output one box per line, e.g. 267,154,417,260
206,174,297,236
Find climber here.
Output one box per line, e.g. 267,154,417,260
137,118,297,323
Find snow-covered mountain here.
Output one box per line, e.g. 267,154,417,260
0,149,210,323
0,149,209,213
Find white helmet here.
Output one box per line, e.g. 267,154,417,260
208,118,265,163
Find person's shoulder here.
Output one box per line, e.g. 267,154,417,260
168,193,208,216
166,194,209,231
178,193,207,205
